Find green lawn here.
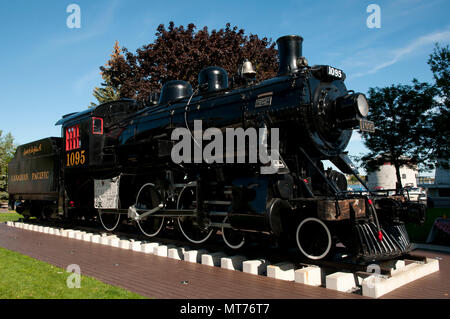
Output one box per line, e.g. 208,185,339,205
0,212,24,223
406,208,450,244
0,247,147,299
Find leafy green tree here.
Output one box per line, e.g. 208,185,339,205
90,41,123,107
427,44,450,165
100,22,278,103
0,131,15,200
361,80,437,189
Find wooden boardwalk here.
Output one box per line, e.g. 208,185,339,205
0,223,448,299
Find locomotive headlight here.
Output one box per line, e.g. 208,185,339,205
355,94,369,117
335,93,374,131
336,93,369,119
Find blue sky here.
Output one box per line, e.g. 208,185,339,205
0,0,449,171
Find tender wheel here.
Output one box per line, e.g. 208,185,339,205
221,216,246,249
135,183,165,237
296,217,333,260
99,210,121,231
177,182,214,244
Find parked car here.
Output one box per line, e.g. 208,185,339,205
404,187,427,204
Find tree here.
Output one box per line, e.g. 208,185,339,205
0,131,15,200
90,41,124,107
100,22,278,103
361,80,437,189
427,44,450,165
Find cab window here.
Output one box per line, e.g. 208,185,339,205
92,117,103,134
66,125,80,151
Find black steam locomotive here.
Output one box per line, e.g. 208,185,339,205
7,35,426,261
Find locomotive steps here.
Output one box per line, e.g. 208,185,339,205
5,221,440,298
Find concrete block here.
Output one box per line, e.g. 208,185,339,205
82,233,93,242
48,228,55,235
243,259,269,275
267,262,296,281
53,229,61,236
202,252,228,267
75,232,86,240
183,249,209,263
141,242,160,254
109,237,120,248
362,258,439,298
37,226,44,233
100,236,110,245
43,227,51,234
100,235,117,245
6,221,12,226
68,230,79,238
91,235,101,244
153,244,176,257
380,260,406,273
326,272,357,292
60,229,74,237
168,247,189,260
131,241,142,252
119,239,131,249
295,266,322,286
221,255,247,271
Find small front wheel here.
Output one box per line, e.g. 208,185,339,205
296,217,334,260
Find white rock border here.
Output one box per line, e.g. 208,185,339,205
4,221,440,298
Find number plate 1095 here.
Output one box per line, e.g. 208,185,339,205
66,150,86,167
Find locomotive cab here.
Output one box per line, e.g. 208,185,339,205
55,99,141,216
56,99,141,169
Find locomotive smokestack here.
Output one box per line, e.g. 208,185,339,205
276,35,303,75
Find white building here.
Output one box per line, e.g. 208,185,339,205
425,160,450,206
366,162,418,190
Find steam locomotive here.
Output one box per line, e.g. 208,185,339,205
7,35,426,261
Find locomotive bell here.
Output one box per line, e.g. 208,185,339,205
158,80,193,105
238,59,256,79
276,35,303,75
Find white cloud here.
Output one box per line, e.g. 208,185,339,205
350,28,450,79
